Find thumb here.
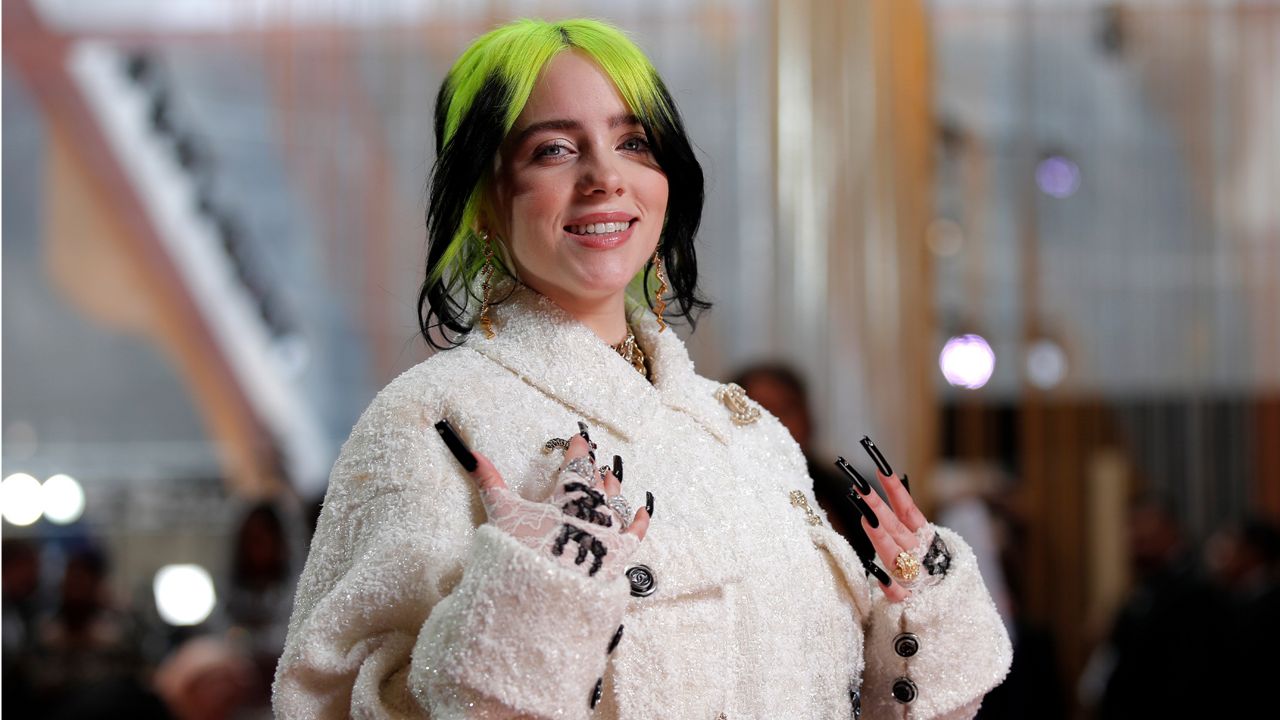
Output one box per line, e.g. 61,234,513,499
470,450,507,495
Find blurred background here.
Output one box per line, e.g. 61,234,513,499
3,0,1277,717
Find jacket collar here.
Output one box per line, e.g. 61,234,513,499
465,285,733,444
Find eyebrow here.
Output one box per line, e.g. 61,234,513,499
511,113,643,146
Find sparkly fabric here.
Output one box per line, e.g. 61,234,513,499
861,527,1013,719
273,286,1011,719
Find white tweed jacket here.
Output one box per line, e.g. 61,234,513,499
273,288,1012,719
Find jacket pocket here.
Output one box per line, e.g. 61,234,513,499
611,584,736,719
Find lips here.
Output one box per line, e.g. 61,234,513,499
566,220,634,236
563,212,638,248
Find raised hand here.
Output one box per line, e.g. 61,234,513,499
835,436,950,602
436,419,650,578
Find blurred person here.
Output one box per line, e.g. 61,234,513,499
3,539,43,716
153,635,255,720
274,18,1011,719
1206,517,1280,716
1086,496,1228,719
2,539,41,651
28,545,145,700
224,503,296,710
47,634,254,720
732,362,876,565
966,493,1065,720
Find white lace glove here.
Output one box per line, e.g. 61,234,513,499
437,419,651,579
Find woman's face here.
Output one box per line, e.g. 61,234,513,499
486,51,669,313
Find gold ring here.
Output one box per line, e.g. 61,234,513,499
893,551,921,584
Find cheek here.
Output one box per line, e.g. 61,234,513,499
643,170,670,214
639,171,669,250
505,174,566,232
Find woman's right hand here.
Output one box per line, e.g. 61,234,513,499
468,427,650,579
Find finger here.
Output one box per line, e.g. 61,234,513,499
864,516,906,573
881,473,927,533
857,486,917,550
861,522,915,602
859,436,894,477
624,507,650,542
469,450,508,494
879,575,911,602
562,434,592,466
577,420,597,464
859,436,928,534
553,436,597,497
470,451,519,524
864,558,910,602
600,467,622,497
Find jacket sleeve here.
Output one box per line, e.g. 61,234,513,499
860,526,1013,720
272,386,630,719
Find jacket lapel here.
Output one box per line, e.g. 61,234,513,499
631,305,734,445
467,287,661,441
466,286,735,445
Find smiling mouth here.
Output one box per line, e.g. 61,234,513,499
564,220,636,236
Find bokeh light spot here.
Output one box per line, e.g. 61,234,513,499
1036,155,1081,199
2,473,45,526
940,334,996,389
42,474,86,525
154,564,217,626
1027,339,1068,389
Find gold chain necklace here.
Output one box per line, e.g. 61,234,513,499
611,327,648,377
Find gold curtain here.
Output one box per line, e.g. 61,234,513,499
773,0,938,508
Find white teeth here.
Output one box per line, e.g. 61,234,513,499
570,221,630,235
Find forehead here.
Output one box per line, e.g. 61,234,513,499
515,50,631,124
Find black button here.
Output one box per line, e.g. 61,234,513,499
590,677,603,709
850,688,862,719
893,632,920,657
626,564,656,597
891,677,917,704
608,624,625,654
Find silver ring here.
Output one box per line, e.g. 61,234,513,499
607,495,633,529
565,456,596,482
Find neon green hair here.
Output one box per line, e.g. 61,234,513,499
421,18,708,347
427,18,673,286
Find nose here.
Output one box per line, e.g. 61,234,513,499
577,149,625,197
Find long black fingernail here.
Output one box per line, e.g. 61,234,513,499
863,559,892,587
860,436,893,477
434,419,477,472
578,421,595,462
645,491,654,518
607,624,624,654
836,456,871,495
901,473,911,494
848,492,879,529
590,677,603,708
613,455,623,483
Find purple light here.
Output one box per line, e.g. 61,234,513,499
1035,155,1081,198
940,334,996,389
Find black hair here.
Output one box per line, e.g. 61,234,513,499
416,20,710,350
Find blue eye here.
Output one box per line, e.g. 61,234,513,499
535,142,570,159
621,136,651,153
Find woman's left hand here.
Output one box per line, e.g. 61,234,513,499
838,437,942,603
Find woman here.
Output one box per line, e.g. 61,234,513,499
274,19,1011,719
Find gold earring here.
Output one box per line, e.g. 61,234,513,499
653,250,668,333
478,231,496,339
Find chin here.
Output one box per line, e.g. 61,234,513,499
573,278,633,300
